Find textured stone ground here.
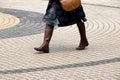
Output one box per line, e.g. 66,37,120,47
0,0,120,80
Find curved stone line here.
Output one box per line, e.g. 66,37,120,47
83,3,120,9
0,12,20,29
0,57,120,75
0,8,45,39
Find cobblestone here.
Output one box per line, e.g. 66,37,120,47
0,0,120,80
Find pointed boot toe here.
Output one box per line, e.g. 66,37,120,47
34,47,49,53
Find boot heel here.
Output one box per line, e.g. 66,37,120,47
85,40,89,46
43,49,49,53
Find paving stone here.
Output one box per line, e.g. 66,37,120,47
0,0,120,80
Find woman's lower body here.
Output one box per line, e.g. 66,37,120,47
34,3,89,53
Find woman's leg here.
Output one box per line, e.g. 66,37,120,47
34,24,54,53
76,22,89,50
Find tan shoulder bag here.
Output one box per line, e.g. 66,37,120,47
59,0,81,11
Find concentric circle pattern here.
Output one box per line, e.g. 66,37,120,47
0,8,45,39
0,12,20,29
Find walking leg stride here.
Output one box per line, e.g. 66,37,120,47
76,22,89,50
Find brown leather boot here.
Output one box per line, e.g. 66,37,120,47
76,22,89,50
34,24,54,53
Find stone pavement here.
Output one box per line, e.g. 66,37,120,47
0,0,120,80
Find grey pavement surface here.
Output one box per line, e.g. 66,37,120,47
0,0,120,80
